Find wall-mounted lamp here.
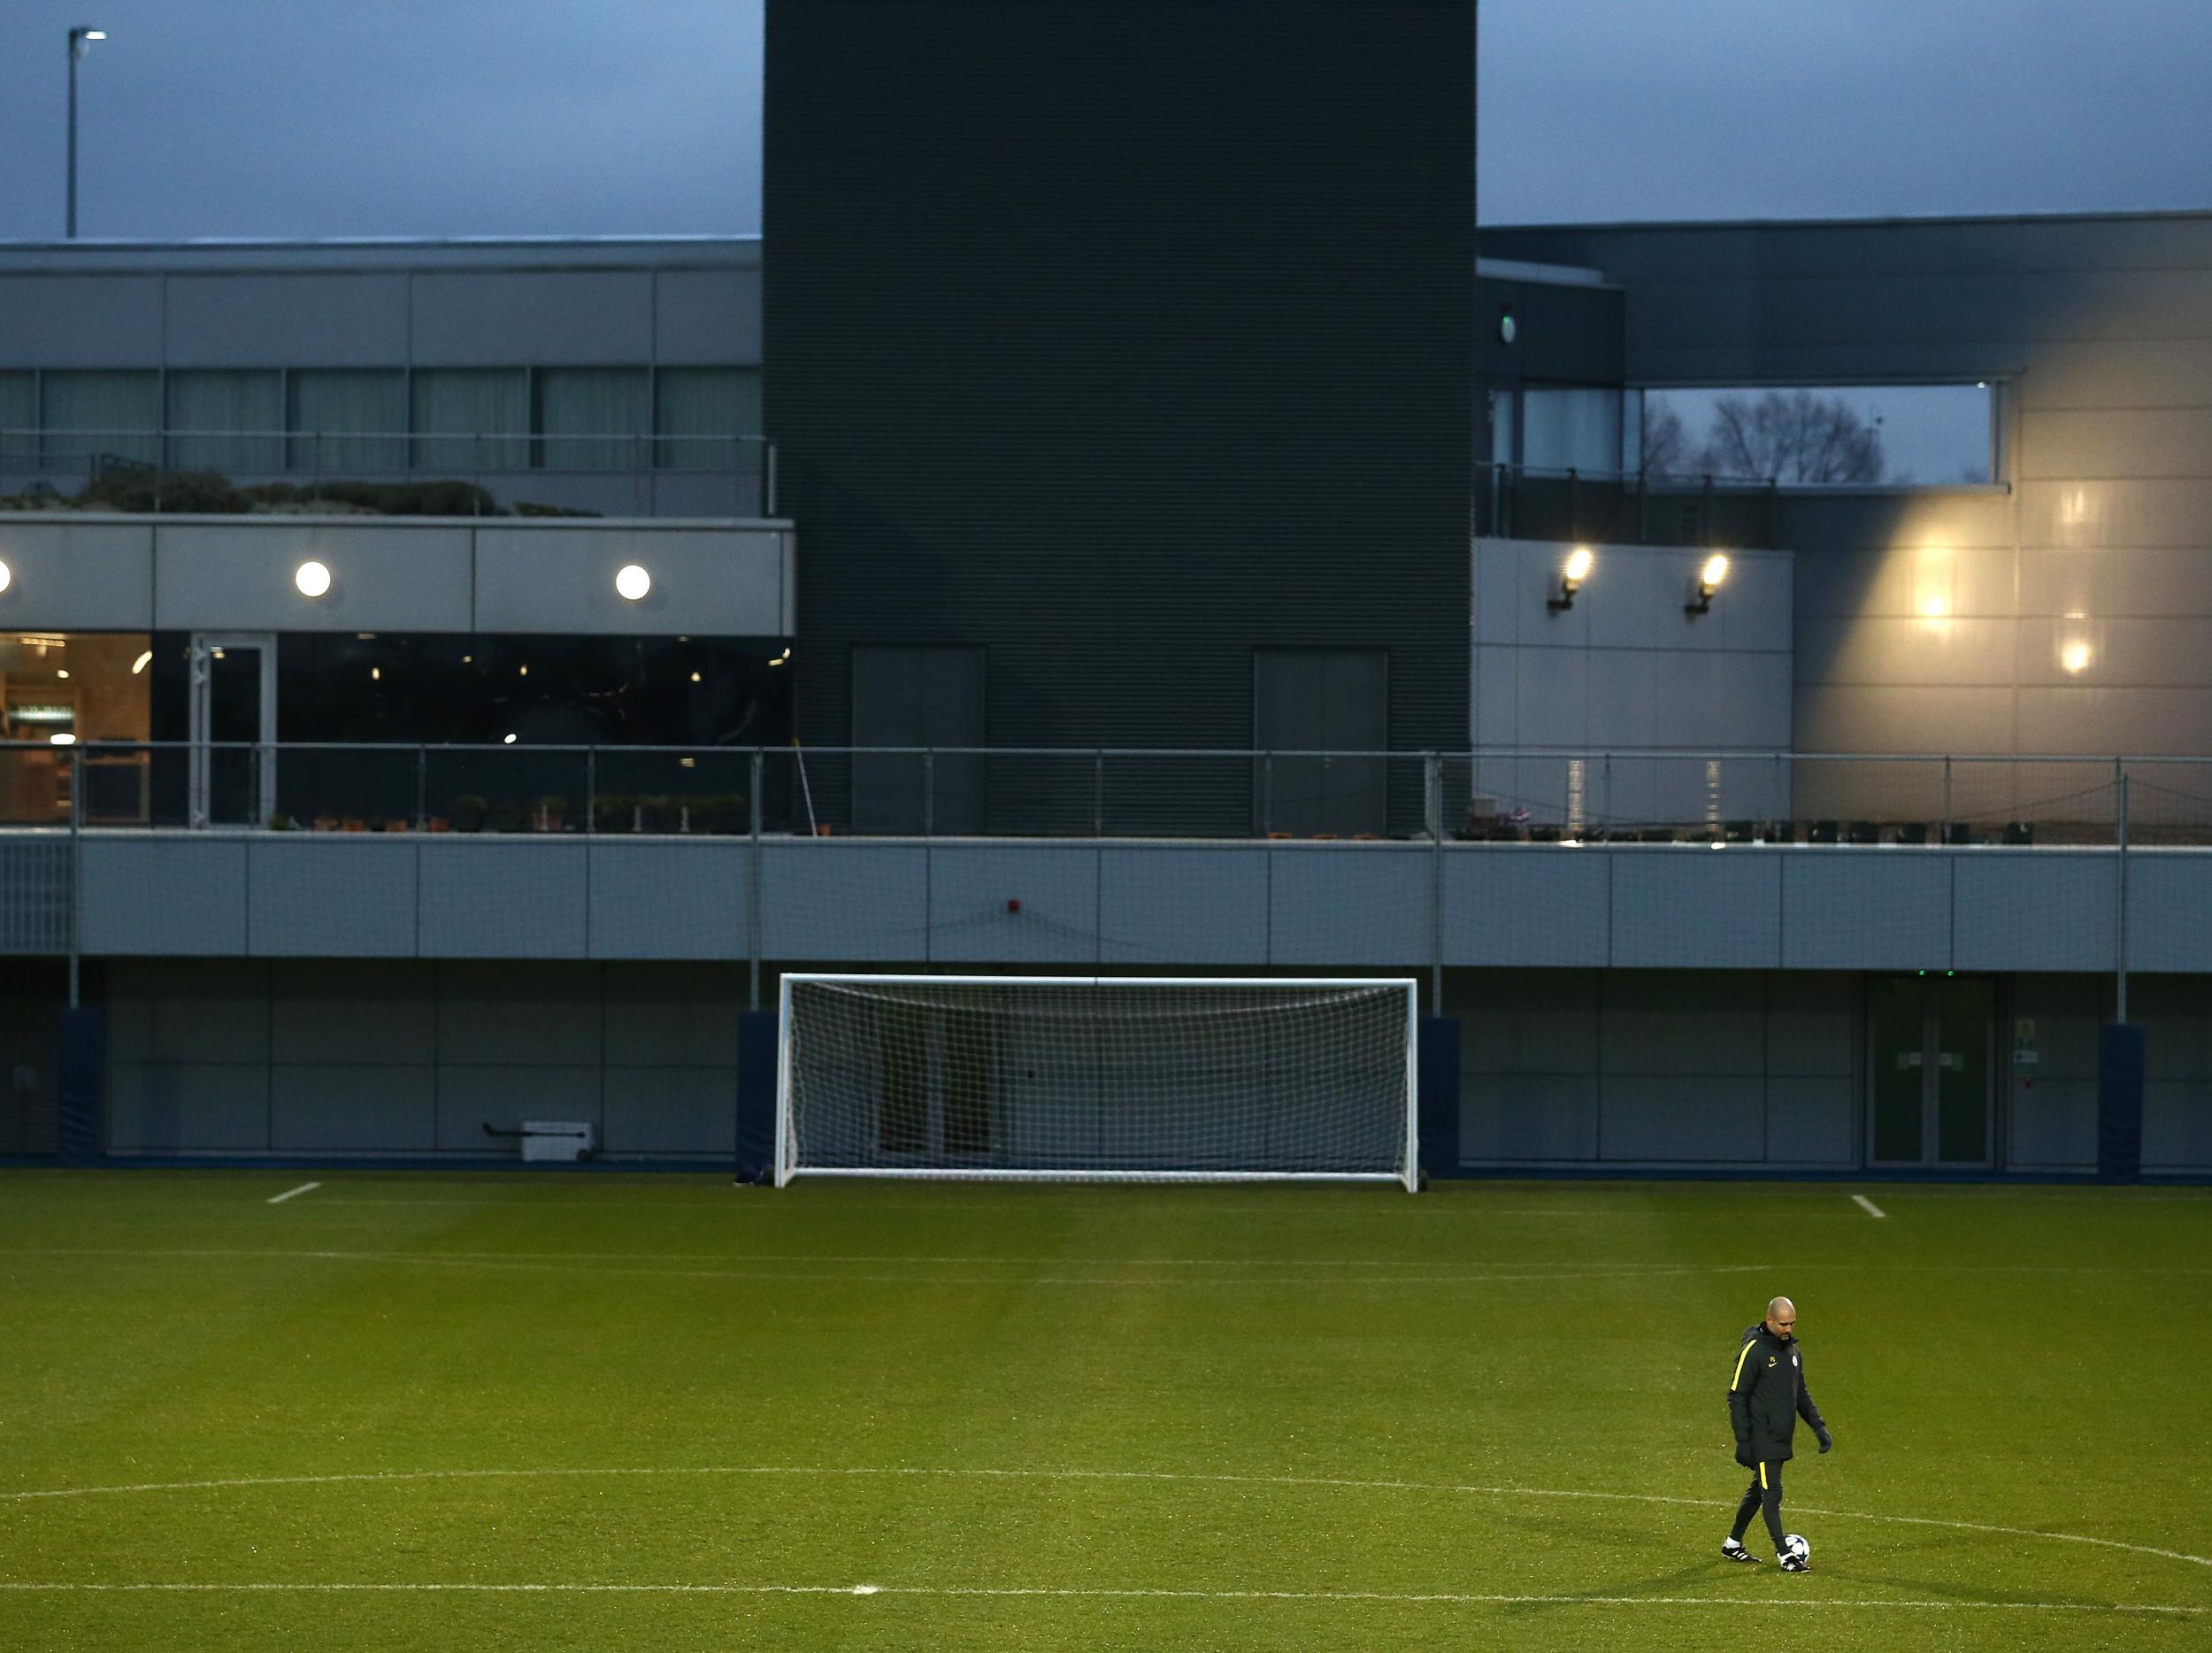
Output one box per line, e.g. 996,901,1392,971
615,564,651,601
295,560,331,597
2061,641,2092,675
1686,552,1729,615
1548,547,1593,612
0,560,13,595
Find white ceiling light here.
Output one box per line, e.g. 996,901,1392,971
50,732,76,746
615,565,651,601
131,650,151,674
295,560,332,597
0,561,12,594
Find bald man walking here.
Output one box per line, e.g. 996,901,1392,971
1722,1295,1832,1570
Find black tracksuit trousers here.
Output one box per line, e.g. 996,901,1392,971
1730,1459,1788,1554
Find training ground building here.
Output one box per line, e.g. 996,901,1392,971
3,4,2211,1180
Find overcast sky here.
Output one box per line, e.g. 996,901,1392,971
1,0,2208,242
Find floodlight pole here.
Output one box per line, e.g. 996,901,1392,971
65,28,105,240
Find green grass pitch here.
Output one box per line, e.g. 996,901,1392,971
1,1172,2206,1650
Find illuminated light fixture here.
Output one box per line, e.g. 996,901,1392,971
0,561,12,594
370,666,381,681
1686,552,1730,616
50,732,76,746
130,650,151,674
56,669,69,680
503,732,517,745
615,564,651,601
1548,547,1593,613
518,664,528,677
211,648,226,659
769,647,790,666
295,560,332,597
679,757,696,769
689,671,702,683
2061,642,2092,675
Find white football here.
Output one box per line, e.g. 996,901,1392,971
1786,1533,1810,1563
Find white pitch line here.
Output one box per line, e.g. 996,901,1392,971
1852,1195,1886,1219
0,1582,2197,1615
4,1463,2207,1573
265,1183,321,1206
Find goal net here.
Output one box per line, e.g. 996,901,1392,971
776,975,1418,1189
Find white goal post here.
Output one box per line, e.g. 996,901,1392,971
775,975,1419,1191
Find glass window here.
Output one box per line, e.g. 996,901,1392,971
411,369,527,473
1639,384,1995,486
0,373,33,471
1521,386,1624,474
41,371,158,471
288,370,406,473
165,370,282,473
655,366,763,470
536,368,649,472
0,632,153,826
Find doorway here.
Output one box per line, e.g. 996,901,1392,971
188,634,276,827
1868,974,1994,1166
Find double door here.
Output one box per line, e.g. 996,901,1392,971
1869,975,1993,1166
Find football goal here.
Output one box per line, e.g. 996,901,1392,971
775,974,1418,1190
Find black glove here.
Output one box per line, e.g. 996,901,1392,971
1734,1440,1755,1468
1816,1428,1833,1454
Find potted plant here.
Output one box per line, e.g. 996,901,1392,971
456,794,488,833
535,795,569,833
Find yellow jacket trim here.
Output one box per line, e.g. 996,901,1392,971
1731,1340,1756,1391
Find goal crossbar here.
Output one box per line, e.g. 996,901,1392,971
775,974,1418,1191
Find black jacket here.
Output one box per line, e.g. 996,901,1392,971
1727,1322,1827,1465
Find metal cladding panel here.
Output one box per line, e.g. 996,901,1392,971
767,2,1473,833
0,276,163,365
1267,844,1433,966
108,1064,270,1150
2124,854,2212,973
409,271,655,365
152,521,474,633
270,1065,437,1151
927,843,1100,965
656,269,763,365
588,842,750,960
1441,847,1610,966
164,273,410,366
1952,853,2118,973
1780,853,1953,971
79,837,249,955
0,521,155,630
759,841,928,961
415,841,589,958
1098,847,1270,965
473,526,787,636
1609,850,1782,969
248,839,419,957
1598,1074,1765,1161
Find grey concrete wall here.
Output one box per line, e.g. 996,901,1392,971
1481,212,2212,760
0,516,795,636
58,832,2205,975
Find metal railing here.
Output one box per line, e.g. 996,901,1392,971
1478,461,1788,548
0,427,779,518
10,742,2212,848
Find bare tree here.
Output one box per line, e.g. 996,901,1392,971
1700,390,1885,484
1640,399,1693,477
